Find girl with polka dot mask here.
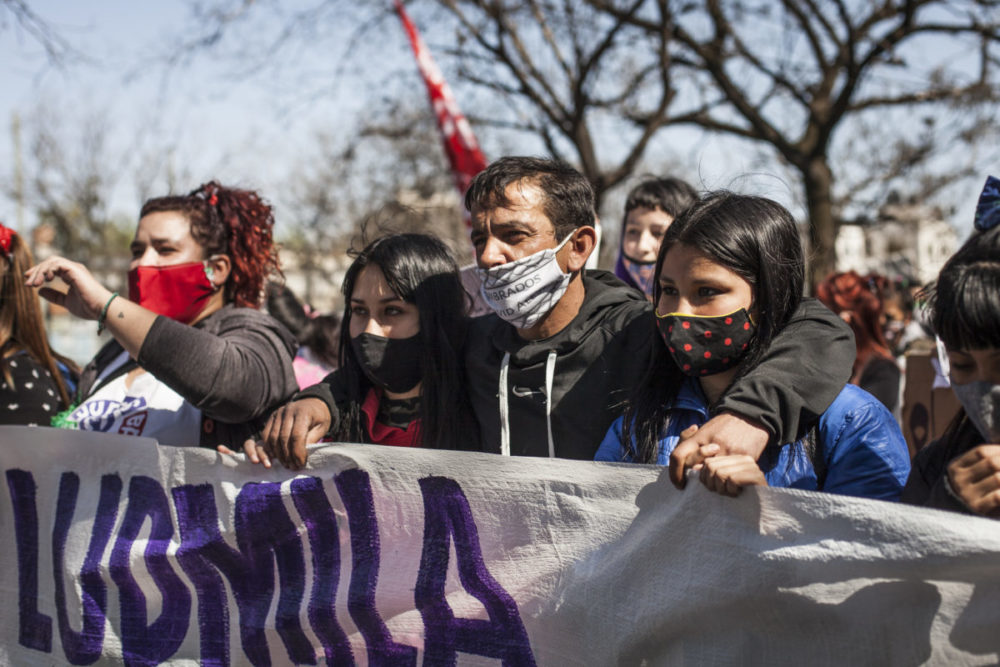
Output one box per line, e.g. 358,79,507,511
595,192,911,502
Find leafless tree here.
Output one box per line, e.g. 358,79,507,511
7,106,135,281
167,0,1000,285
279,98,474,304
1,0,82,65
590,0,1000,284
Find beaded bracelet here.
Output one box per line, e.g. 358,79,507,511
97,292,119,336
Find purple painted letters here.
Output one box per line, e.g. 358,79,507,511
110,476,192,666
416,476,536,666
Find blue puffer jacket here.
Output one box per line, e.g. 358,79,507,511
595,380,911,501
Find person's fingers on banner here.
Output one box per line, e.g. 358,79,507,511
699,455,768,497
283,415,313,470
947,444,1000,517
276,408,301,466
257,398,331,470
260,404,285,447
669,412,770,488
245,439,272,468
669,435,719,489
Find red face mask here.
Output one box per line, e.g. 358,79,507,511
127,261,216,324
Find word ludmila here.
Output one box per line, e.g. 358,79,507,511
6,468,537,666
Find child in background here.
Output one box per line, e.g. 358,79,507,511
614,177,698,300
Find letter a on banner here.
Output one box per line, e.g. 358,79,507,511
416,476,536,666
394,0,488,219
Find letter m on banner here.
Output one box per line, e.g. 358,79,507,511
394,0,488,220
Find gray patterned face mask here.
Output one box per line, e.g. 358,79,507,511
478,234,572,329
950,381,1000,443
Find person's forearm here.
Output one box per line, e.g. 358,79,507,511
716,298,854,444
137,313,295,422
100,293,159,359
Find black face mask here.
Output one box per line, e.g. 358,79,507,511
350,332,423,394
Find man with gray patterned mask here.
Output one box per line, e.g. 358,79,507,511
462,156,855,468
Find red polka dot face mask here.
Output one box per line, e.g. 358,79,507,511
654,308,756,376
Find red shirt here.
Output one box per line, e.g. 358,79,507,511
360,388,422,447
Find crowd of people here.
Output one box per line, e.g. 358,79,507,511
3,159,999,520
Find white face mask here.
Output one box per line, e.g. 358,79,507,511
477,233,573,329
951,381,1000,443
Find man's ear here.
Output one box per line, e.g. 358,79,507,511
206,254,232,290
564,226,597,273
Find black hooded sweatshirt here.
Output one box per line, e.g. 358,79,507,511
465,270,854,459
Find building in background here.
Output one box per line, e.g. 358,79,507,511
835,200,957,285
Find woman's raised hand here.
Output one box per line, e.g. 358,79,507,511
24,256,114,321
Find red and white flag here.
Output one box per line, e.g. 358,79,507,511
395,0,487,211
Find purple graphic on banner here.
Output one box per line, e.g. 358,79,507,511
290,476,355,664
172,482,315,667
52,472,121,665
335,468,418,666
5,464,531,665
110,476,191,666
416,476,536,666
6,469,53,653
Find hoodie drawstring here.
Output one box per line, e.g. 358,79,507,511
498,350,558,458
544,350,557,458
499,352,511,456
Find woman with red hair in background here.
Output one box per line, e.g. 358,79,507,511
817,270,901,413
25,182,298,448
0,222,78,425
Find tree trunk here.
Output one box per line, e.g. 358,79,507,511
802,158,837,292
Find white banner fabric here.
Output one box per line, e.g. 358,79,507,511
1,425,999,666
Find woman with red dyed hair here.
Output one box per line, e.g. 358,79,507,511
25,182,298,448
816,270,901,413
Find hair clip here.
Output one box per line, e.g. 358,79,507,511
973,175,1000,232
0,222,15,257
208,193,218,206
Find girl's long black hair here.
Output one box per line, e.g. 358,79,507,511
334,233,479,450
622,192,806,463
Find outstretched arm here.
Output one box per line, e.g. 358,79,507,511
669,299,854,488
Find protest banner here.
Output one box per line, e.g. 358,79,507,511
1,425,998,665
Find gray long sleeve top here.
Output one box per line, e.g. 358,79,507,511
78,304,298,448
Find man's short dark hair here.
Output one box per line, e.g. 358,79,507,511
464,156,596,241
623,177,698,221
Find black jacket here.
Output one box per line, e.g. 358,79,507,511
900,416,980,514
77,305,298,449
465,270,855,459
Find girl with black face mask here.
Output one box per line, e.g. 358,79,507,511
240,233,481,469
595,192,911,500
